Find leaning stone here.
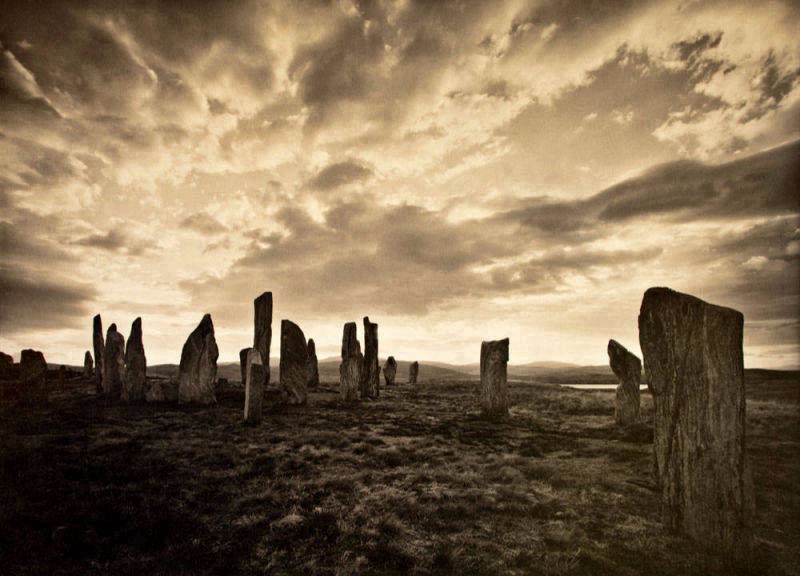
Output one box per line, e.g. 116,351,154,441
409,361,419,387
122,317,147,402
103,324,126,401
0,351,14,380
93,314,104,393
83,351,93,379
244,348,266,424
607,339,641,425
638,287,753,548
480,339,509,416
178,314,219,404
361,316,379,399
279,320,309,405
339,322,363,402
20,349,48,403
383,356,397,386
307,338,319,388
254,292,272,388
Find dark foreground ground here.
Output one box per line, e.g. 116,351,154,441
1,374,798,575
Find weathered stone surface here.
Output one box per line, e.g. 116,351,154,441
239,348,249,384
480,339,509,416
254,292,272,388
361,316,379,399
307,338,319,388
178,314,219,404
122,317,147,402
279,320,309,405
20,349,47,403
0,352,14,380
145,378,178,403
638,287,753,547
83,351,93,379
339,322,362,402
103,324,126,401
409,361,419,387
383,356,397,386
607,339,641,425
243,348,266,425
93,314,104,393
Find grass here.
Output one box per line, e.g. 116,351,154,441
0,375,798,575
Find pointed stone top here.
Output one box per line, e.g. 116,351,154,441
308,338,316,352
199,313,214,331
107,323,117,334
93,314,102,324
255,291,272,304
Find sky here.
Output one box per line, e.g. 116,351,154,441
1,0,798,369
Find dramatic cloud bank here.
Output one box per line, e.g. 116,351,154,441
1,0,798,368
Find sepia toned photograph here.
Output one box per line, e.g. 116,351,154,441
1,1,798,574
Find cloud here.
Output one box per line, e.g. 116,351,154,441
70,228,159,256
307,160,373,191
179,212,228,235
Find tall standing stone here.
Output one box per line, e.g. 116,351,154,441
83,351,93,379
93,314,104,393
254,292,272,388
178,314,219,404
638,287,753,547
480,339,509,416
103,324,125,401
361,316,379,399
20,349,47,403
243,348,265,425
307,338,319,388
607,339,641,425
409,361,419,387
339,322,362,402
239,348,249,384
122,317,147,402
279,320,309,405
1,351,15,380
383,356,397,387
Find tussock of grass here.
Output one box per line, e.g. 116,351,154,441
0,376,798,575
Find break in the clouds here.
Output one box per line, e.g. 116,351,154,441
0,0,798,369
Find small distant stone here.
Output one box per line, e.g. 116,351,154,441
383,356,397,387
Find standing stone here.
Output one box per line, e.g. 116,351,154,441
361,316,379,399
279,320,309,405
254,292,272,388
339,322,363,402
103,324,125,401
307,339,319,388
409,361,419,387
239,348,249,384
83,351,93,379
93,314,104,393
480,339,509,416
20,349,47,403
243,348,265,425
0,351,14,380
122,317,146,402
383,356,397,386
638,287,753,547
178,314,219,404
607,339,641,425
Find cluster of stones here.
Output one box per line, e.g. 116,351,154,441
91,315,148,403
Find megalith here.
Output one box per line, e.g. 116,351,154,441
103,324,126,401
20,349,47,403
239,348,249,384
638,287,753,547
279,320,309,405
383,356,397,387
178,314,219,404
0,351,14,380
254,292,272,388
83,351,93,379
307,338,319,388
361,316,379,399
480,339,509,416
339,322,362,402
607,339,641,425
409,361,419,387
122,317,147,402
243,348,266,425
93,314,104,393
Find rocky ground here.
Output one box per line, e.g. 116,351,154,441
1,374,798,575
